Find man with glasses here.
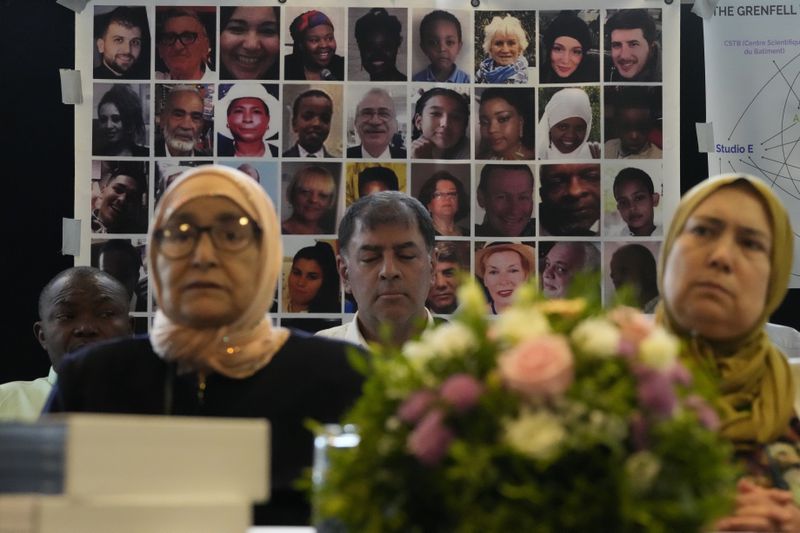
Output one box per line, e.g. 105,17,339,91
347,88,406,159
475,164,535,237
156,86,211,157
94,7,149,79
156,8,215,80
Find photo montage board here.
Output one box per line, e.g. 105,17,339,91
74,0,679,331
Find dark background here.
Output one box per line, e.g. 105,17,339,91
1,3,797,383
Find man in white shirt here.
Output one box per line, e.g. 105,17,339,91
0,267,132,421
317,192,435,347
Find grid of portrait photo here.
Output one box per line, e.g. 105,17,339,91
85,3,670,332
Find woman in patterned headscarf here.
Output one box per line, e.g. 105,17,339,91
284,10,344,81
657,174,800,532
46,165,363,526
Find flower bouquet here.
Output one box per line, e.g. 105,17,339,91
314,281,736,533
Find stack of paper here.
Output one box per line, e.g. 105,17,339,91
0,414,269,533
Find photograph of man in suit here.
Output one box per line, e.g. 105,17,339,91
347,88,406,159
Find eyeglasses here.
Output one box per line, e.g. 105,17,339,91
159,31,199,46
357,109,395,121
155,217,260,259
432,191,458,200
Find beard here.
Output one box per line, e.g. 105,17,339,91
164,129,196,155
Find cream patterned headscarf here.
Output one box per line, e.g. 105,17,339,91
148,165,289,378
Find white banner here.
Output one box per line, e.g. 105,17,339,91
704,0,800,286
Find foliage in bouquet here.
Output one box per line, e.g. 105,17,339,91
315,280,736,533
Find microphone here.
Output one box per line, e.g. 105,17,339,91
320,69,336,81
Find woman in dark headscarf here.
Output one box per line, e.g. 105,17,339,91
47,165,363,526
539,11,599,84
284,10,344,81
657,174,800,532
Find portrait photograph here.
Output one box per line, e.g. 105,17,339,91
604,8,663,83
539,163,601,237
154,160,212,204
410,8,473,84
282,84,343,158
154,83,215,158
474,10,535,85
219,6,281,81
91,237,148,313
216,83,280,158
427,241,471,315
475,240,536,315
280,161,342,236
346,85,407,160
90,160,149,235
93,6,150,80
154,6,217,81
604,85,663,159
474,163,536,238
344,162,407,207
281,237,341,314
411,162,471,238
474,87,535,161
218,161,280,207
283,7,346,81
603,162,663,237
347,7,408,82
538,10,600,84
92,82,150,157
410,85,471,160
603,240,661,312
538,241,600,300
537,86,601,160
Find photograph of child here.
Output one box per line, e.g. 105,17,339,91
411,9,471,83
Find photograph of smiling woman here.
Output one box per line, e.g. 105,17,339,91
539,10,599,84
219,6,280,80
536,87,600,160
284,9,344,81
216,83,279,157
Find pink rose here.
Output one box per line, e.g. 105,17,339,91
407,409,454,466
440,374,484,413
397,390,437,424
498,335,574,400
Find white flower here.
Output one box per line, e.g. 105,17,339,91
420,322,478,359
625,451,662,493
491,307,550,344
503,409,565,461
571,317,621,358
457,280,487,316
402,340,430,361
638,327,679,370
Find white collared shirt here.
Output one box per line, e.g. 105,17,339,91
360,145,391,159
298,144,325,158
316,309,436,348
